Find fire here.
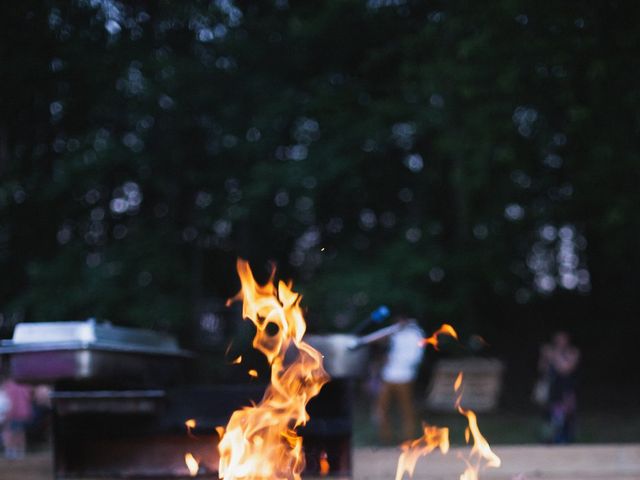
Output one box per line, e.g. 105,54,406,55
394,425,450,480
247,369,258,378
217,259,330,480
185,418,197,437
394,366,501,479
457,407,501,480
318,450,330,476
454,372,463,393
456,373,501,480
421,323,458,349
185,453,199,477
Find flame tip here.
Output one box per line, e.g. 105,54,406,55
421,323,459,350
184,452,199,477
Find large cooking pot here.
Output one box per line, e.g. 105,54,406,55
305,334,367,379
305,323,403,379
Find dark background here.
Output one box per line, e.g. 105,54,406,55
1,1,639,412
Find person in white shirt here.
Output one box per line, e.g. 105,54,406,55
374,313,425,443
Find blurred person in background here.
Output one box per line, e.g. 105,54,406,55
538,331,580,443
29,384,53,443
0,380,10,446
374,312,425,444
0,372,33,459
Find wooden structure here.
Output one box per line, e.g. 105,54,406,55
425,357,505,412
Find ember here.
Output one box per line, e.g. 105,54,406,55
318,450,330,476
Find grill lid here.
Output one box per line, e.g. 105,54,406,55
0,318,190,356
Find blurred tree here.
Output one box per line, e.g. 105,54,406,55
1,0,639,398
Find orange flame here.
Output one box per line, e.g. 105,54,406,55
185,452,199,477
454,372,463,392
247,369,258,378
218,259,330,480
421,323,458,349
185,418,197,438
457,406,501,479
394,368,501,479
231,355,243,365
319,451,330,476
454,372,464,410
395,424,450,480
456,373,501,480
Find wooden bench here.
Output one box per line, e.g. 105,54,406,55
424,358,504,412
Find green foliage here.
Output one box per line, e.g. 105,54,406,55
1,0,639,359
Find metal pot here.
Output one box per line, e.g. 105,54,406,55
304,334,369,379
305,321,405,379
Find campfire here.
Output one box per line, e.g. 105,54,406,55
185,259,328,479
188,259,501,479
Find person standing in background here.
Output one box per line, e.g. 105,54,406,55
1,373,33,459
538,331,580,443
374,313,425,444
30,384,53,444
0,380,10,439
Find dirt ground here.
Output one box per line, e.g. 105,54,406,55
1,444,639,480
354,444,640,479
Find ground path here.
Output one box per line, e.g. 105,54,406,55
355,444,640,479
1,444,639,480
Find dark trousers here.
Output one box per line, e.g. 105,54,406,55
375,381,417,443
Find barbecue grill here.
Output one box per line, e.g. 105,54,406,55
0,319,192,387
0,320,366,478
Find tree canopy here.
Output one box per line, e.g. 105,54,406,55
1,0,639,397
